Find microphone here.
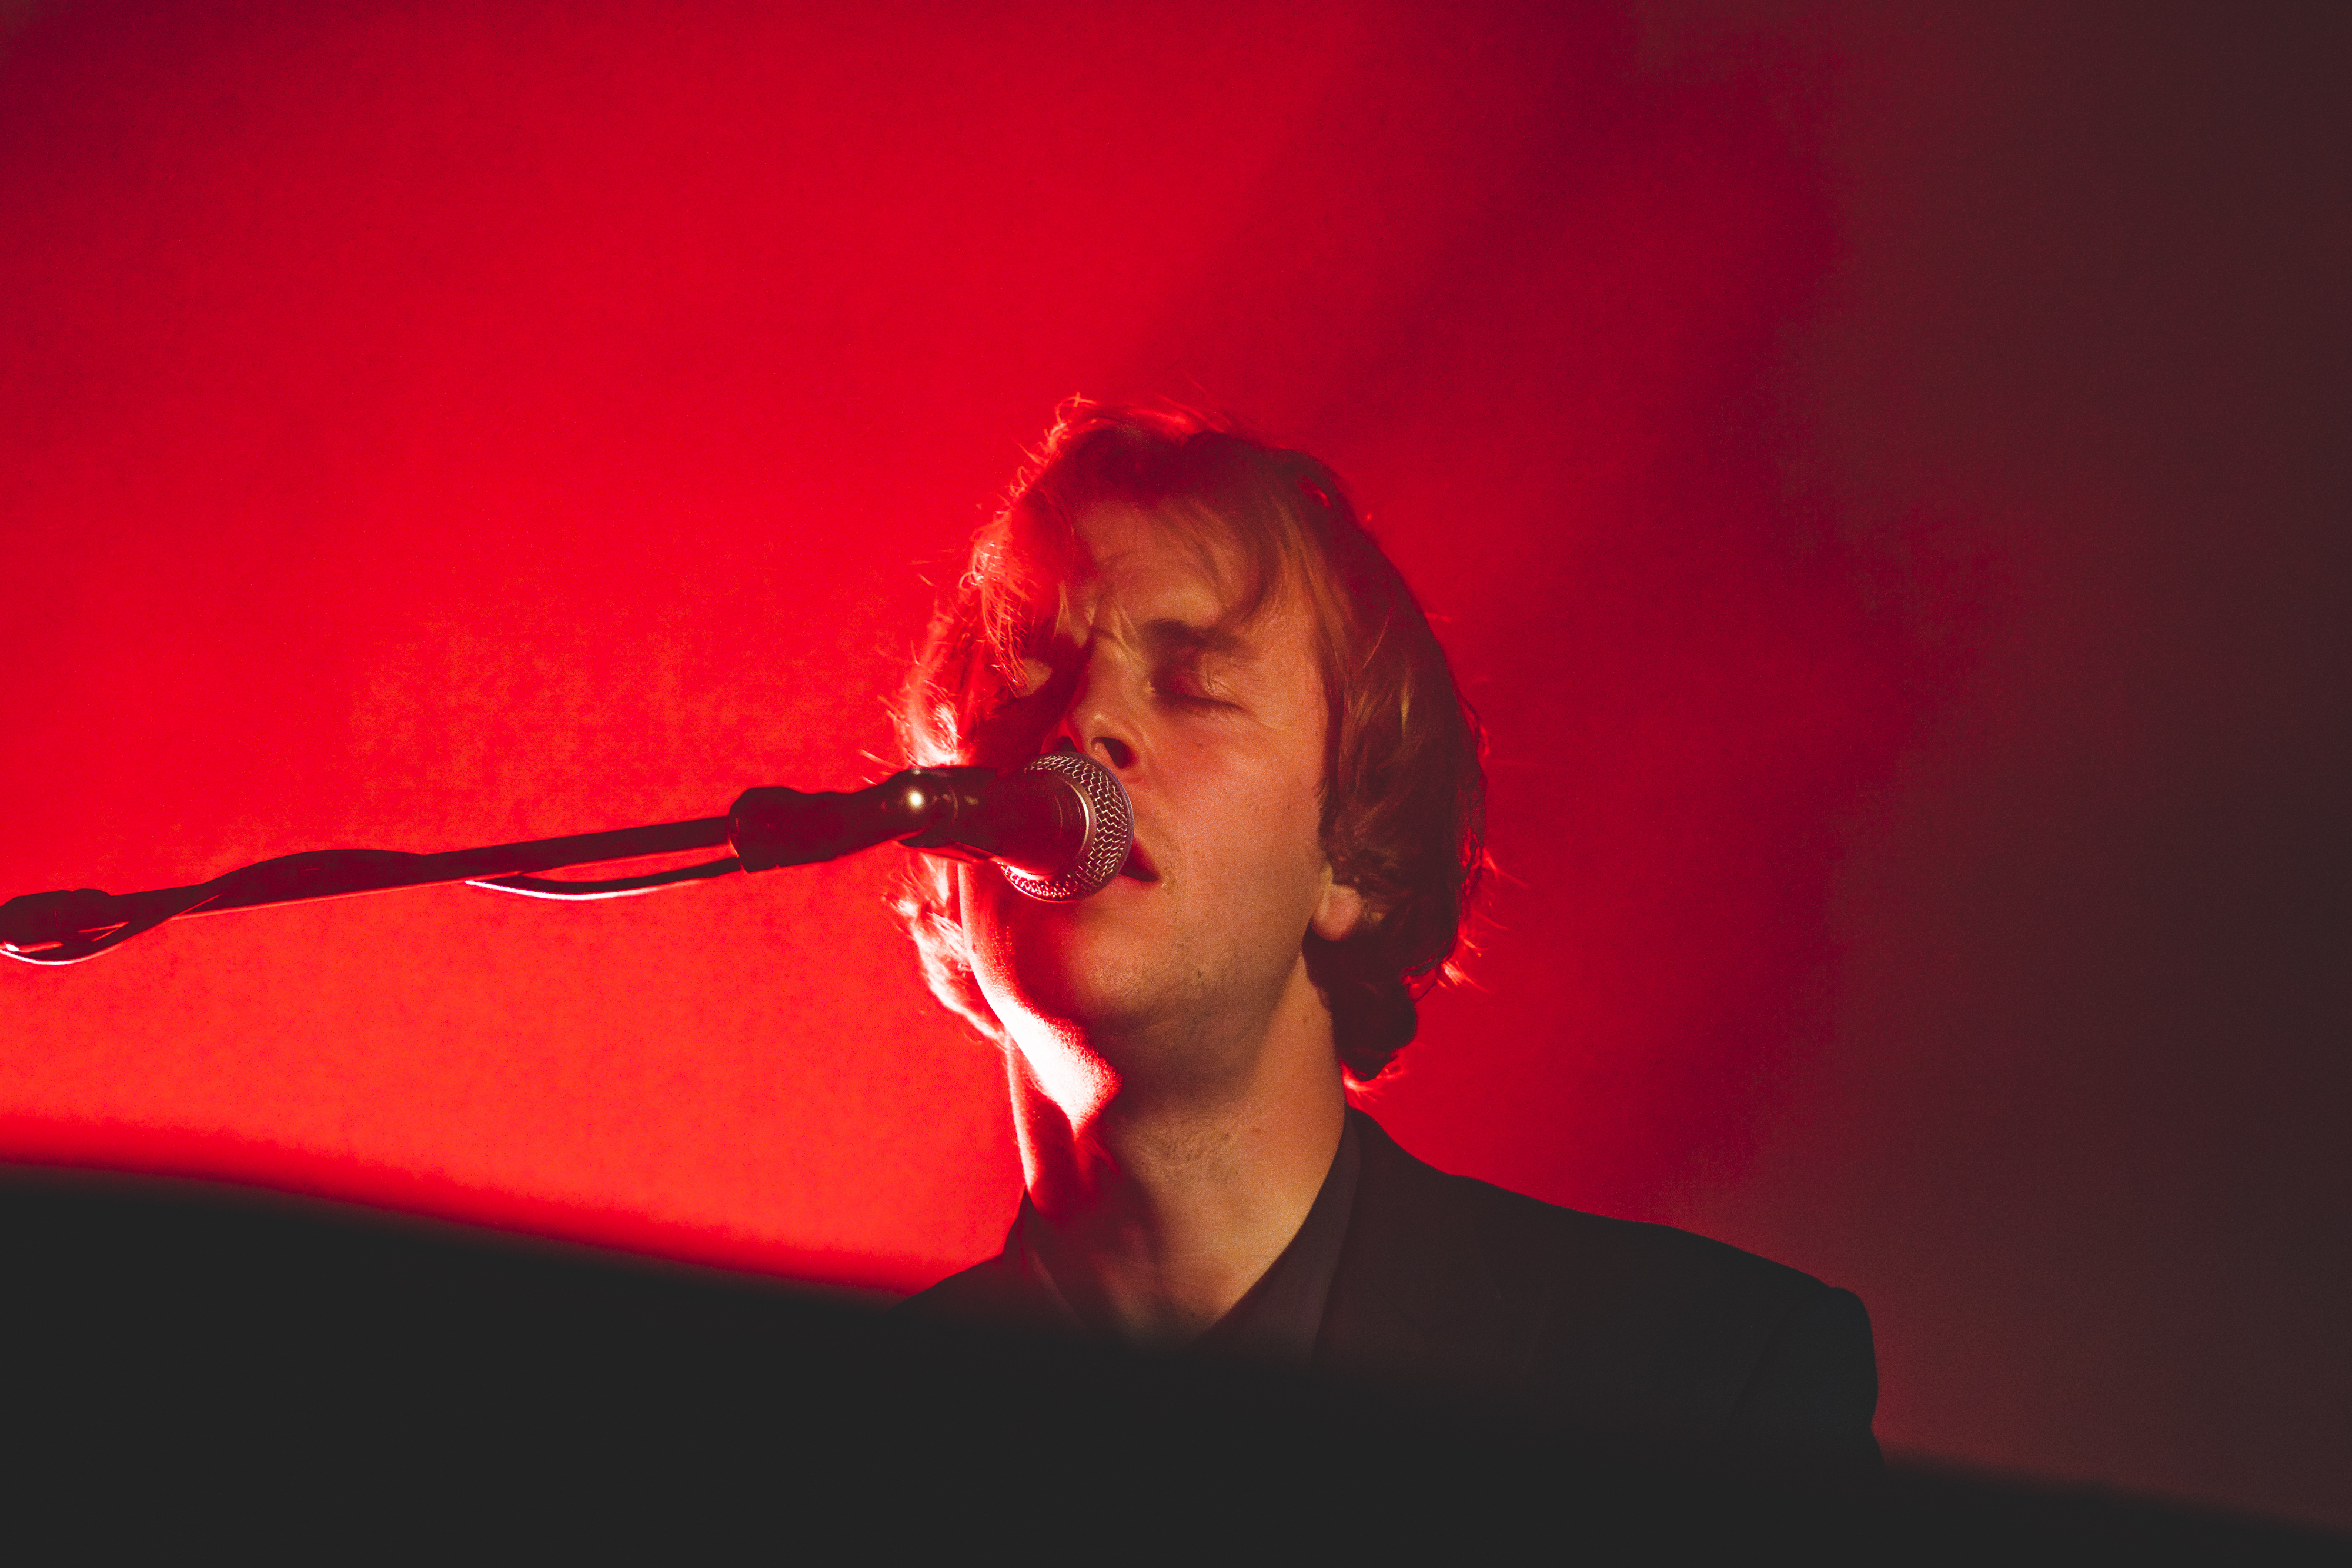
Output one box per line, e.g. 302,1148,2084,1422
730,750,1135,902
1,753,1135,965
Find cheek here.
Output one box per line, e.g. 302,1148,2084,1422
954,865,1019,975
956,868,1042,1025
954,864,1092,1004
1186,747,1329,900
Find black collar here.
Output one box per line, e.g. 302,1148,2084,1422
1005,1112,1362,1368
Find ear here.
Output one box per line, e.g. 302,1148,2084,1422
1310,870,1368,943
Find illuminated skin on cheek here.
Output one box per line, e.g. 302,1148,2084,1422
957,503,1351,1104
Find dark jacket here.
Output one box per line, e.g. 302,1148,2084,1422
1322,1111,1879,1472
904,1109,1880,1473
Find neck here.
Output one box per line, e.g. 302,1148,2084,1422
1006,954,1348,1348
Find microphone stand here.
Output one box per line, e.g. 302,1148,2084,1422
1,768,998,967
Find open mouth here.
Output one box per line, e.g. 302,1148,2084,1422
1119,839,1161,882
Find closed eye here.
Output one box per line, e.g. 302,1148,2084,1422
1137,618,1249,711
1151,664,1237,710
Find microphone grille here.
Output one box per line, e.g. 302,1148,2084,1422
1001,751,1134,902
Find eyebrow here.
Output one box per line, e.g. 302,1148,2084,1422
1134,617,1252,664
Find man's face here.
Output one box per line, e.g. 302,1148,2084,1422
957,502,1350,1101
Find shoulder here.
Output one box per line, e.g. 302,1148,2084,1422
1456,1151,1832,1349
1348,1110,1828,1329
1337,1114,1879,1470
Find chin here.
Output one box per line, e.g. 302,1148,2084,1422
965,868,1255,1076
978,921,1165,1040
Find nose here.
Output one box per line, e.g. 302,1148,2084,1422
1045,643,1141,775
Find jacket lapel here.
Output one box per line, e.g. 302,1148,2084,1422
1316,1110,1541,1405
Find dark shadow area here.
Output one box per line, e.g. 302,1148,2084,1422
7,1165,2341,1558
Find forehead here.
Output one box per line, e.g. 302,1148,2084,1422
1014,499,1289,635
1068,502,1230,615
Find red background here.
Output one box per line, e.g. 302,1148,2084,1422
3,0,2345,1532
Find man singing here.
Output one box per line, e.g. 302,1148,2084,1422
893,402,1879,1472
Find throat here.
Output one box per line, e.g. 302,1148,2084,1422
1020,1108,1361,1356
1005,1029,1349,1350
